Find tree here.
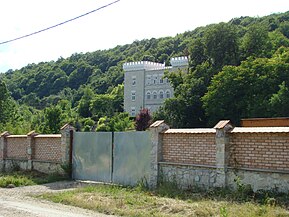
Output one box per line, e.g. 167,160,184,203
96,113,134,132
155,63,211,128
202,47,289,125
68,61,93,89
189,38,207,68
90,94,115,119
0,79,15,129
43,105,63,133
279,21,289,38
135,108,152,131
78,87,95,118
241,23,270,59
204,23,240,70
108,84,124,113
269,81,289,117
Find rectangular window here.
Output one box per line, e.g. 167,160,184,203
159,74,164,84
131,107,136,116
153,75,158,84
131,91,136,101
132,76,136,86
146,76,151,85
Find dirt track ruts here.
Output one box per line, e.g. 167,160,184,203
0,181,115,217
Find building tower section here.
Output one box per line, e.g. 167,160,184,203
123,57,188,116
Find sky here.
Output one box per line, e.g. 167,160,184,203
0,0,289,73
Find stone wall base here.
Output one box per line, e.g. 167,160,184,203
3,159,28,172
227,169,289,193
0,159,64,175
159,164,289,193
0,160,4,172
33,161,64,175
159,164,218,189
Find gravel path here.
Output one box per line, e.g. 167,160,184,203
0,181,116,217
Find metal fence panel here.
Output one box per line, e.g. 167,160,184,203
72,132,112,182
113,131,151,186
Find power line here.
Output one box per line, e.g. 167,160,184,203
0,0,120,45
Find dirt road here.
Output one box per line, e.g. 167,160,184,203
0,181,115,217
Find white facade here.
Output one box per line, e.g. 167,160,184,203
123,56,189,116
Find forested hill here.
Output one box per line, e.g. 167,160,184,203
1,11,288,108
0,11,289,133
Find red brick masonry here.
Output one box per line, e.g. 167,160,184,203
162,131,216,166
162,127,289,172
229,132,289,171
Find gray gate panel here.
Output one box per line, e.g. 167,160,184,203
72,132,112,182
113,131,151,186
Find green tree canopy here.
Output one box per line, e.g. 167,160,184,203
0,79,16,129
202,47,289,125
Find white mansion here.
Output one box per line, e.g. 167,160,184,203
123,56,189,116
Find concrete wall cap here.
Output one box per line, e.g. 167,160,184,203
7,135,27,138
34,134,61,138
60,123,74,130
27,130,38,136
150,120,165,128
231,127,289,133
0,131,10,137
214,120,231,129
164,128,215,134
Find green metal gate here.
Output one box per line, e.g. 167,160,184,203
72,131,151,186
72,132,112,182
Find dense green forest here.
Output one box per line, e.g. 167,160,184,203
1,11,289,133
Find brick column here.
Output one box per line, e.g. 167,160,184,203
60,124,75,167
214,120,233,188
0,131,10,172
27,130,38,170
149,120,170,188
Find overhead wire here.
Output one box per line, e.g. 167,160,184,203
0,0,120,45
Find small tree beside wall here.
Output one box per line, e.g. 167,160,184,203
135,108,152,131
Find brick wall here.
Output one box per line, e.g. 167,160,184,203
229,132,289,171
34,135,62,162
157,123,289,192
6,136,28,159
162,129,216,166
4,135,62,162
0,125,73,174
160,127,289,171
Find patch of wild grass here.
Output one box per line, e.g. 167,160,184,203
38,182,289,217
0,170,67,188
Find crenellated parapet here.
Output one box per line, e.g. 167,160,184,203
170,56,189,67
123,56,189,72
123,61,165,71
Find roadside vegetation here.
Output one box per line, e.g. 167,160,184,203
0,170,67,188
37,180,289,217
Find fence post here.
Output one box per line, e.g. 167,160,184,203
60,124,75,177
27,130,38,170
214,120,233,188
0,131,10,172
149,120,170,188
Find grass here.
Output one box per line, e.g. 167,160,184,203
37,182,289,217
0,170,67,188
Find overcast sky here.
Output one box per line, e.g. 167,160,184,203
0,0,289,73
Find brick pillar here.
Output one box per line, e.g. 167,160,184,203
60,124,75,166
0,131,10,172
149,120,170,188
27,130,38,170
214,120,233,188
